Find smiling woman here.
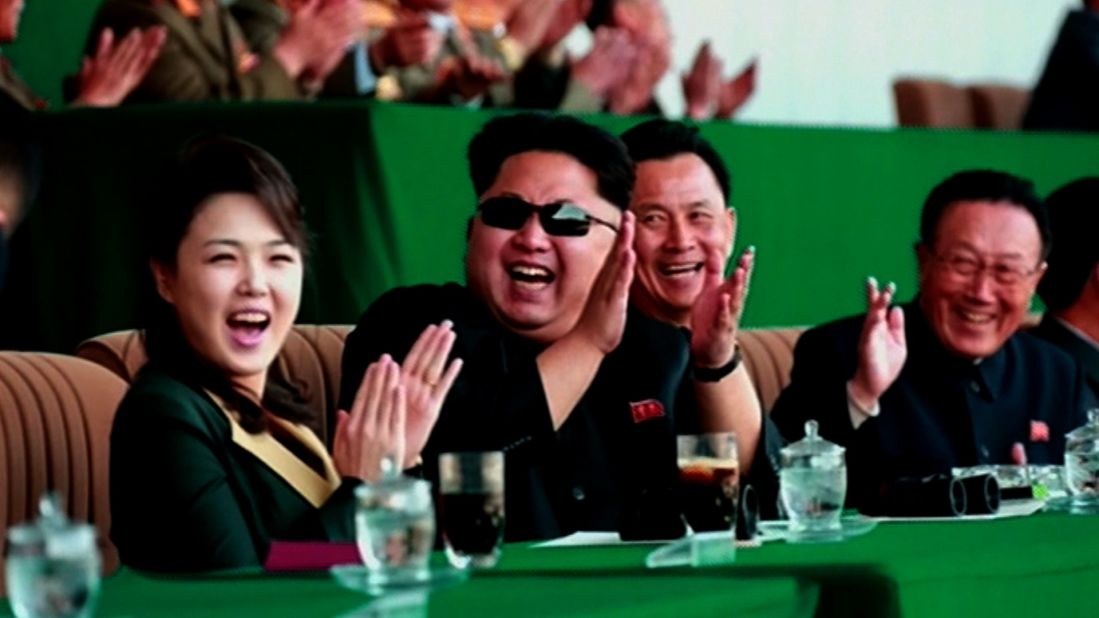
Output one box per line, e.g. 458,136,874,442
109,137,460,573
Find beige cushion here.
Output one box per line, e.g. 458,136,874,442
969,84,1030,130
739,328,804,414
0,353,128,596
893,78,975,128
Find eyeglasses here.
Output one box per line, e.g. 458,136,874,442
477,196,619,237
934,251,1043,285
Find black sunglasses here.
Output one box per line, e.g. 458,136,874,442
477,196,619,237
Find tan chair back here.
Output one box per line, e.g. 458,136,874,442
0,353,127,596
893,78,975,128
969,84,1030,130
739,327,804,414
75,326,352,445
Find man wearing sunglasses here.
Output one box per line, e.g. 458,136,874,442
341,112,725,540
621,119,781,516
770,170,1092,512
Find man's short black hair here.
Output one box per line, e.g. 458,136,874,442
919,169,1051,260
1037,177,1099,312
620,119,731,203
467,113,634,210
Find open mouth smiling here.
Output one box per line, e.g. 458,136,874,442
659,262,704,278
507,263,556,288
226,310,271,347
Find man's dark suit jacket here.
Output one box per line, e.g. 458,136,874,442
770,301,1091,508
1032,314,1099,401
110,366,357,572
340,283,704,541
342,283,779,539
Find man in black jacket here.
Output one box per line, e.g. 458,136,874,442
770,170,1091,509
340,113,762,540
1033,177,1099,400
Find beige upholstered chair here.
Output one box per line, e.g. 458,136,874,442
893,78,976,128
969,84,1030,130
0,353,128,596
77,324,806,419
738,328,804,414
75,326,352,446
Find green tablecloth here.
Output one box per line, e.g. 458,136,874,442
6,103,1099,352
5,513,1096,617
3,563,814,618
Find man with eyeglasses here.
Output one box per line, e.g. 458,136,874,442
1034,178,1099,400
340,112,753,540
771,170,1091,510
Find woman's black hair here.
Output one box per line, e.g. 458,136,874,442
141,135,313,434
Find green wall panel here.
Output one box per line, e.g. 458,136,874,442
2,102,1097,353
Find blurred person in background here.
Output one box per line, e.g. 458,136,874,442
83,0,360,102
1034,177,1099,399
0,0,165,109
511,0,755,118
359,0,515,104
1024,1,1099,131
230,0,431,98
0,110,38,292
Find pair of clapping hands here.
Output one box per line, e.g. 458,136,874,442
72,27,165,107
570,213,754,371
371,6,509,102
333,321,463,482
681,42,757,121
275,0,363,84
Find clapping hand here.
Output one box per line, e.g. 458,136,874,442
570,26,637,98
682,41,723,120
73,27,166,107
505,0,566,54
849,277,907,408
690,245,754,369
716,58,757,119
399,320,463,466
437,53,508,101
371,11,445,70
333,354,405,482
571,211,636,354
607,40,667,115
333,321,462,480
275,0,360,81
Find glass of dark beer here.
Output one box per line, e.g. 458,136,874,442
438,451,505,569
677,433,739,533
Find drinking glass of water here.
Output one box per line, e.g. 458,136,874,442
438,451,505,569
5,522,100,618
780,420,847,536
354,476,436,588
